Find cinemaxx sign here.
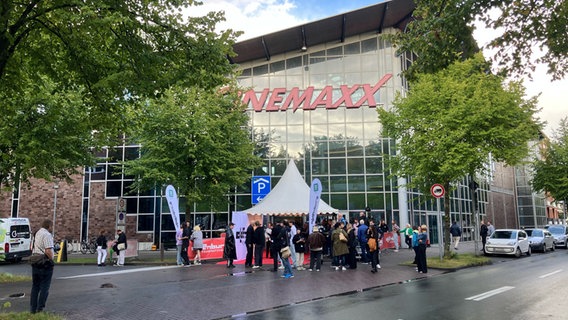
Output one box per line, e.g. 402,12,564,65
241,73,392,112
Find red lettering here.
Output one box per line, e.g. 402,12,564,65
308,86,333,110
282,87,314,112
242,89,270,112
353,74,392,108
265,88,287,112
332,85,360,108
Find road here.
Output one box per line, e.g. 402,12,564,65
1,245,566,320
243,251,568,320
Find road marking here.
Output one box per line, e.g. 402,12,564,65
56,265,180,279
539,269,563,279
465,286,515,301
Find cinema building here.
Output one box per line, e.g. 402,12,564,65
1,0,550,249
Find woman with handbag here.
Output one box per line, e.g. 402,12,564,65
331,222,349,271
114,229,127,266
277,219,294,279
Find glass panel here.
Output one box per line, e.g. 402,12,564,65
329,158,346,174
253,64,268,76
286,56,303,71
270,60,285,73
330,193,347,210
139,198,154,213
330,176,347,192
328,141,346,157
327,46,342,56
348,193,366,211
312,159,328,175
346,142,364,156
287,125,303,142
106,181,121,197
366,175,384,191
347,158,364,174
367,193,384,210
348,175,365,192
361,38,377,53
106,164,122,180
344,42,360,55
138,215,154,232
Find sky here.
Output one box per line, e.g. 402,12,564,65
190,0,568,137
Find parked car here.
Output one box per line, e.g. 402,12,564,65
546,225,568,249
484,229,531,258
525,228,556,253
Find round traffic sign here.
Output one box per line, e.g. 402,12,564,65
431,184,445,198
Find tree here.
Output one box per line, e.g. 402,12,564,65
0,1,239,189
123,85,262,213
532,118,568,210
390,0,567,81
378,53,541,258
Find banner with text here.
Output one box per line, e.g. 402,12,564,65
165,185,181,231
309,178,322,234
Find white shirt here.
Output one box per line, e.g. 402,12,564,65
32,227,54,254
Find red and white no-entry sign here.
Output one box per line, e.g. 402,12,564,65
431,184,445,198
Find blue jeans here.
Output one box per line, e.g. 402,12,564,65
176,244,183,265
30,265,54,313
281,254,293,276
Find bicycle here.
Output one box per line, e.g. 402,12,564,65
80,237,97,254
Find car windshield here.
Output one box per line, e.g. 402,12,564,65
491,231,516,239
526,230,542,237
548,226,566,235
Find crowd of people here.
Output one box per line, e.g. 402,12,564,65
223,212,433,278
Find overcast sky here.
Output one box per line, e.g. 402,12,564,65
190,0,567,137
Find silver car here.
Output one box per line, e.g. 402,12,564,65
485,229,531,258
526,228,556,253
546,225,568,249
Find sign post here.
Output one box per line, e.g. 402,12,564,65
431,184,445,260
252,176,271,204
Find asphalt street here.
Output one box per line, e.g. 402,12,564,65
1,242,561,320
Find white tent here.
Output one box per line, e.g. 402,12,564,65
243,160,338,216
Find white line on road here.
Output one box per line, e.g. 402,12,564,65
465,286,515,301
57,265,180,279
539,269,563,279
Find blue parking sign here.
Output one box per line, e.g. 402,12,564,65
252,176,271,204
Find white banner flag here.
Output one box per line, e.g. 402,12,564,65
232,211,249,260
309,178,322,234
165,185,181,231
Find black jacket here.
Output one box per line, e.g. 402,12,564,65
246,224,255,245
253,226,265,246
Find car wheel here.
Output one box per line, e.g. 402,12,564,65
542,244,546,253
526,246,531,256
514,247,522,258
551,244,555,251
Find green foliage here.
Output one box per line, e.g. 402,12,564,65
532,118,568,202
0,312,62,320
0,272,31,283
379,53,541,257
389,0,567,81
0,1,240,189
123,85,262,210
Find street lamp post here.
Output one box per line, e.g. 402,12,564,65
53,181,59,240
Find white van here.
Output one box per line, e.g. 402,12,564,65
0,217,32,262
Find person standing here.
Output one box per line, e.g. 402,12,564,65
331,222,349,271
292,228,306,270
288,221,298,268
450,221,462,250
367,219,380,273
180,221,191,266
245,222,255,267
346,223,357,269
223,222,237,268
400,224,413,250
487,221,495,237
265,222,273,258
357,219,369,264
114,229,127,266
277,219,294,278
391,220,400,252
252,221,265,269
270,220,283,272
30,219,55,314
417,225,428,274
175,225,184,266
96,229,108,267
480,219,489,252
190,225,203,265
307,225,326,271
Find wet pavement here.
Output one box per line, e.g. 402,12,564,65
1,242,489,319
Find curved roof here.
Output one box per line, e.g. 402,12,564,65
243,160,338,216
231,0,415,64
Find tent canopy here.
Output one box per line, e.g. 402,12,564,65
243,160,338,216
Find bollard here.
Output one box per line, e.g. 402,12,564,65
160,243,165,261
60,239,68,262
